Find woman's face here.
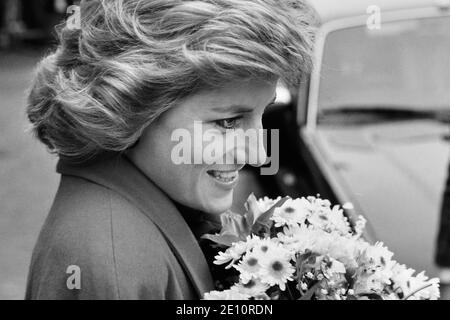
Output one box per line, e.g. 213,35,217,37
128,79,278,215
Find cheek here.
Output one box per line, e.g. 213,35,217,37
192,138,205,164
141,123,233,213
194,130,239,165
195,169,234,212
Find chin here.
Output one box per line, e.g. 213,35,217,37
202,192,234,215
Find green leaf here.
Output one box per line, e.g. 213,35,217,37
201,233,241,247
402,283,434,300
298,280,323,300
251,196,290,235
201,195,291,247
244,193,258,226
356,293,384,300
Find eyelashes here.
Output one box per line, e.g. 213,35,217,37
212,104,273,131
214,117,243,130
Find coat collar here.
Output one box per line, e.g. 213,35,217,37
56,155,215,298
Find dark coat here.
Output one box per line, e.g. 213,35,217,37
25,155,215,299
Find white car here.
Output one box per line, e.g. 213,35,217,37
302,0,450,277
260,0,450,278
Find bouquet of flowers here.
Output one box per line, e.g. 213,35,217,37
202,194,440,300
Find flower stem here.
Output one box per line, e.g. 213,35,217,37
286,282,296,300
298,280,323,300
403,283,434,300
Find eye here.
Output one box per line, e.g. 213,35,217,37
215,117,242,130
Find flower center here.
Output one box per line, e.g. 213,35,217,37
284,207,295,214
247,257,258,267
243,280,256,288
271,261,284,272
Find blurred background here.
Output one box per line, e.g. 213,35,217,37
0,0,73,300
1,0,450,300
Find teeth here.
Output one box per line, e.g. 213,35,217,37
209,170,238,183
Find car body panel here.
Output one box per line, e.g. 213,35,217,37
310,0,449,23
304,120,450,275
298,0,450,276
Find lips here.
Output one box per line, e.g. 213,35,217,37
207,170,239,184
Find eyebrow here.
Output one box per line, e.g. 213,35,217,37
211,95,277,114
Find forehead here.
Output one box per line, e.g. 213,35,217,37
176,79,278,115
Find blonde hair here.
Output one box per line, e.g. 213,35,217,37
27,0,317,164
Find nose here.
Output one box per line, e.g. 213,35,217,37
233,119,268,167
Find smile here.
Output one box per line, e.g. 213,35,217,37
207,170,239,185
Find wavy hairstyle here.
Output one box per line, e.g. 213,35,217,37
27,0,317,164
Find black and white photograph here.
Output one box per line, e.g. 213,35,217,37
0,0,450,302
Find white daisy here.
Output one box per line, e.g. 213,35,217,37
358,242,394,269
354,215,367,238
327,205,352,235
259,253,295,291
257,196,282,212
251,237,280,256
391,264,440,300
234,252,262,284
213,251,235,267
214,237,255,269
233,279,270,297
203,289,250,300
271,198,310,227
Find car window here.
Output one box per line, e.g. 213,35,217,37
318,16,450,114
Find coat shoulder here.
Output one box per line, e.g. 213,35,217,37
26,175,190,299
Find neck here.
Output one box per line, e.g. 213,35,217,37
173,201,222,240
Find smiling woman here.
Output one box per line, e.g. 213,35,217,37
25,0,317,300
129,80,276,215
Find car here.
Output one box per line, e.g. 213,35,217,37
240,0,450,278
